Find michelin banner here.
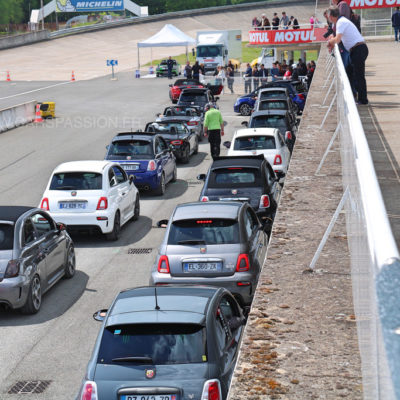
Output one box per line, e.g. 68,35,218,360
56,0,124,12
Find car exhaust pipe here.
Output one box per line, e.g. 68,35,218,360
143,185,150,191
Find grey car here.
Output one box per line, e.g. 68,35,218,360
78,285,245,400
150,202,268,308
0,206,75,314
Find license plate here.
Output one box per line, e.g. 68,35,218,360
122,164,139,171
121,396,177,400
183,262,222,272
59,202,86,209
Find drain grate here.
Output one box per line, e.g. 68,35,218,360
187,180,203,185
8,380,51,394
128,248,152,254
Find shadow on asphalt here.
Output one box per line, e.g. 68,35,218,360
0,270,89,325
177,151,208,169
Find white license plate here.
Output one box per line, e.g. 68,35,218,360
59,202,86,209
122,164,139,171
184,262,222,272
121,396,177,400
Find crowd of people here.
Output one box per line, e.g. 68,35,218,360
252,11,300,30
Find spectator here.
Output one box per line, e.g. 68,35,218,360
281,11,290,29
200,63,205,75
252,66,260,90
244,62,252,93
332,0,351,20
284,65,293,80
310,60,316,69
192,61,201,80
270,62,280,81
291,16,300,29
272,13,280,30
259,63,268,84
392,7,400,42
166,56,174,79
292,63,299,80
323,10,334,38
306,62,314,87
184,61,192,79
217,66,226,94
298,59,307,76
310,15,315,27
281,59,288,71
252,16,261,29
261,14,271,30
327,6,369,104
227,67,234,93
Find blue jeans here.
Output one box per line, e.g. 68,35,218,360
395,26,400,41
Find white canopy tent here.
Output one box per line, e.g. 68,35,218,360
137,24,196,69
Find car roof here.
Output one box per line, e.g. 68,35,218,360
106,286,218,326
251,110,288,117
112,133,154,142
181,88,208,94
259,96,289,102
53,160,113,174
173,79,201,86
211,155,265,169
259,87,288,93
234,128,278,138
172,201,241,222
0,206,35,222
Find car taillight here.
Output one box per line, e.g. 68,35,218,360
200,196,209,202
236,254,250,272
259,194,270,208
158,255,170,273
40,198,49,211
80,381,98,400
170,140,183,145
4,259,20,278
273,155,282,165
148,160,156,171
286,131,292,140
96,197,108,210
201,379,221,400
187,121,198,126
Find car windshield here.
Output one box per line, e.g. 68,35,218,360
197,45,222,57
0,223,14,250
179,93,208,104
234,136,276,150
209,167,262,188
108,140,153,159
50,172,102,190
97,323,206,365
147,122,186,135
260,91,287,99
250,115,287,130
258,101,288,111
168,218,239,245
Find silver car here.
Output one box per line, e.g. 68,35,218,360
150,202,268,308
0,206,75,314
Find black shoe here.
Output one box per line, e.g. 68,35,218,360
357,100,368,105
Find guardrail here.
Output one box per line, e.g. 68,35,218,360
361,18,393,36
0,100,37,133
323,44,400,399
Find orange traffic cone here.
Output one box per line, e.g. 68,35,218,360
6,71,11,81
34,104,43,123
71,71,75,81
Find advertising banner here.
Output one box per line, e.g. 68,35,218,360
248,28,327,46
345,0,400,8
56,0,124,12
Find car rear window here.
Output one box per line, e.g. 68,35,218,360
50,172,102,190
108,140,153,159
0,223,14,250
165,107,197,117
97,323,206,365
174,79,200,86
208,167,262,188
180,94,207,103
250,115,287,129
260,90,287,99
234,136,276,150
168,218,239,245
147,122,186,135
258,101,288,111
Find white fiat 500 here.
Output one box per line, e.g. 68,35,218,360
224,128,291,179
39,161,139,241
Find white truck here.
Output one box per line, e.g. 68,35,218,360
196,30,242,74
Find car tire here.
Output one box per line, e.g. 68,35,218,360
171,165,177,182
156,73,160,77
132,195,140,221
181,146,190,164
64,245,76,279
193,138,199,155
239,103,252,116
20,275,41,314
106,212,121,241
154,173,166,196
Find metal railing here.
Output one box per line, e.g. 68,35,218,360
323,44,400,399
361,18,393,37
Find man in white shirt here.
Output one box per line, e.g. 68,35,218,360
327,6,369,105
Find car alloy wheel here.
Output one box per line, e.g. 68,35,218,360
171,165,177,182
181,146,190,164
155,173,166,196
193,138,199,155
239,103,252,116
64,245,76,279
106,212,121,241
21,275,42,314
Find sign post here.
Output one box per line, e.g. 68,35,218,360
107,59,118,80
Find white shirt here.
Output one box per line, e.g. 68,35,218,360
336,17,364,52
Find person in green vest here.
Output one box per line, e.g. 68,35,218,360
203,103,224,160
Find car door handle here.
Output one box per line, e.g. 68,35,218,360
121,192,127,196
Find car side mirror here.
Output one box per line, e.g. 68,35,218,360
241,121,248,127
129,175,134,184
93,309,108,322
56,222,66,231
157,219,169,228
223,141,231,149
197,174,206,181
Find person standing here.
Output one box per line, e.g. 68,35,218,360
259,63,268,84
244,62,252,93
184,61,192,78
392,7,400,42
192,61,201,80
270,62,280,81
166,56,174,79
203,103,224,160
291,16,300,29
252,65,260,91
327,6,369,104
281,12,290,29
261,14,271,30
272,13,280,30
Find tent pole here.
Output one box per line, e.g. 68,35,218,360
137,46,140,69
186,45,188,62
151,48,153,67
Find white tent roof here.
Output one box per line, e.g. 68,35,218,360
138,24,196,48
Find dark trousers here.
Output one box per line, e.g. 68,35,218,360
244,78,252,94
208,130,221,159
167,68,172,79
350,44,369,103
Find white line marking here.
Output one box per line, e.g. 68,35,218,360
0,81,72,101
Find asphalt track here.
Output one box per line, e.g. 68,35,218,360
0,74,245,399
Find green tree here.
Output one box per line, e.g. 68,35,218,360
0,0,24,24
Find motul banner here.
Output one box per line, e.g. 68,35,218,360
345,0,400,8
249,28,327,46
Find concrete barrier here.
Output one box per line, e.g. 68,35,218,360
0,101,37,133
0,30,49,50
